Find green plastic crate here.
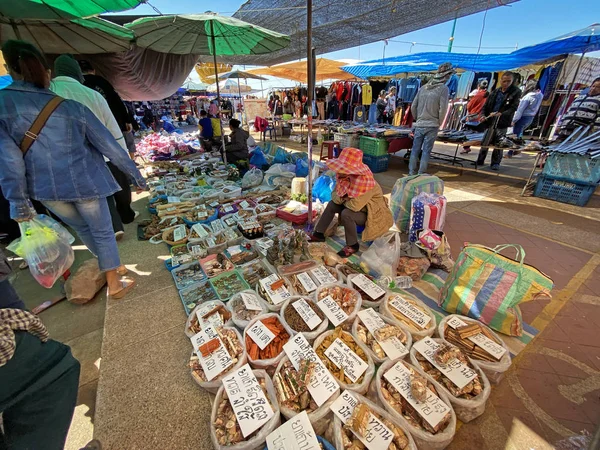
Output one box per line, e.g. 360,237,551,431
359,136,389,157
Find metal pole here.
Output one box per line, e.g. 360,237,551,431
210,20,227,164
306,0,314,228
554,43,589,135
447,17,457,53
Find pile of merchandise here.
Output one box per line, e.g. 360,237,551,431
136,131,203,161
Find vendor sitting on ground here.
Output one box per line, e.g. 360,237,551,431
198,109,213,150
225,118,249,167
309,148,393,257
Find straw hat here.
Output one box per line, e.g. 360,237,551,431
325,148,371,176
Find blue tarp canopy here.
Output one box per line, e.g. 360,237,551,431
343,23,600,79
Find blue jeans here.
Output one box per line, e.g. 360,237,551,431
513,115,535,137
409,127,438,175
42,199,120,272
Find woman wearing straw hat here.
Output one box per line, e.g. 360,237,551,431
309,148,393,257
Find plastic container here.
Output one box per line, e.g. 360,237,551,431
334,132,360,149
380,292,437,341
220,185,242,199
543,153,600,184
199,253,234,278
210,369,281,450
209,270,251,302
534,174,597,207
376,359,456,450
187,223,212,243
239,259,273,289
182,207,219,227
280,296,329,343
363,153,391,173
178,280,218,315
243,313,294,375
409,338,491,423
359,135,389,156
172,261,207,291
255,275,294,312
437,314,512,384
227,290,269,330
351,313,413,365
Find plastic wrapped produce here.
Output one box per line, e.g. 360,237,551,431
380,292,436,340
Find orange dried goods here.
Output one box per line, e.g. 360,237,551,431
245,316,290,361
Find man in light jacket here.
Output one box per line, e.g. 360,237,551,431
408,63,453,175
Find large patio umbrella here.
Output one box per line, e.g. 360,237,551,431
218,70,266,123
195,62,232,83
126,14,290,163
0,0,142,20
0,16,134,54
208,79,253,95
249,58,351,84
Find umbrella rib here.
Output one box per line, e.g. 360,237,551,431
44,22,81,53
19,22,44,50
67,23,125,53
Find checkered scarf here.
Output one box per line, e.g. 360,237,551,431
336,173,376,198
0,308,49,367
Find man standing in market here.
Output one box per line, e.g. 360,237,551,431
475,72,522,170
557,77,600,139
408,62,453,175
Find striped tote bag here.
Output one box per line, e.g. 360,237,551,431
438,244,554,336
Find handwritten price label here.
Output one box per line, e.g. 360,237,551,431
291,298,323,330
266,411,320,450
296,272,318,293
351,274,385,300
310,266,337,285
189,325,233,382
172,224,187,242
241,292,263,311
324,338,369,383
468,333,507,360
192,223,209,238
389,295,432,329
247,320,276,350
357,308,408,360
260,274,291,305
446,316,468,329
413,338,478,389
317,295,348,327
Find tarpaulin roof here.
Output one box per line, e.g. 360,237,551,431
343,23,600,79
195,62,233,83
228,0,517,66
248,58,352,83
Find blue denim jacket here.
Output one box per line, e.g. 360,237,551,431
0,81,146,220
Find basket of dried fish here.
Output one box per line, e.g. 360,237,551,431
352,308,413,365
409,337,491,422
199,254,234,278
239,260,273,289
347,273,387,308
376,359,456,450
280,296,328,343
313,328,374,395
210,369,281,450
189,326,247,393
227,290,269,330
210,270,251,301
438,315,511,384
178,280,219,315
244,314,292,376
172,261,207,291
314,283,362,329
380,292,436,340
273,356,339,436
185,300,234,337
327,391,417,450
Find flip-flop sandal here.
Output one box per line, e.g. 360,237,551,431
19,261,29,270
337,246,358,257
117,266,128,276
109,278,136,299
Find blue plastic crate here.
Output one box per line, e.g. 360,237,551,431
534,174,598,206
362,154,390,173
543,153,600,184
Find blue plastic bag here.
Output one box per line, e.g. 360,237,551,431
295,158,309,177
273,147,289,164
312,172,336,202
249,147,268,168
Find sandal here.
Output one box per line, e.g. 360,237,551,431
117,266,128,276
108,277,136,299
337,246,358,257
308,233,326,242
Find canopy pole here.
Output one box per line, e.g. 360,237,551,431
210,20,227,165
306,0,314,229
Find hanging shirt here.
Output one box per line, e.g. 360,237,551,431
445,74,459,99
513,90,544,122
400,78,421,103
455,71,475,99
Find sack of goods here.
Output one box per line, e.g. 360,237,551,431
408,192,447,242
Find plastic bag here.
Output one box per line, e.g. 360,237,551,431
274,356,339,436
396,255,431,281
314,283,362,329
326,391,418,450
409,338,491,423
295,158,309,177
8,215,75,288
273,147,289,164
249,148,269,169
280,296,329,343
227,291,269,331
188,327,248,394
360,232,401,278
241,167,264,189
380,291,437,341
437,315,511,384
351,314,413,365
210,369,281,450
312,172,336,203
185,300,233,338
312,329,374,395
243,313,294,376
376,359,456,450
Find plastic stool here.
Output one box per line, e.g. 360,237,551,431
319,140,340,161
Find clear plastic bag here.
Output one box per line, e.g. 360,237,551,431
185,300,233,338
210,369,281,450
376,359,457,450
8,214,75,288
327,391,418,450
313,283,362,329
380,291,437,341
274,356,339,436
243,313,294,376
360,231,401,278
437,315,512,384
189,327,248,394
409,338,491,423
280,296,329,343
312,329,374,395
351,314,413,365
241,168,264,189
227,291,269,331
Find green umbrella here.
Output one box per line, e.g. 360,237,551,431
0,16,134,53
0,0,143,20
127,14,290,163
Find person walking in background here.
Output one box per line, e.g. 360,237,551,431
460,79,489,154
376,90,387,124
50,54,138,239
385,86,397,124
507,80,543,157
408,62,453,175
0,40,146,299
475,71,522,170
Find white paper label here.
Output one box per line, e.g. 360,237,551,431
211,220,224,233
167,196,180,203
384,361,451,429
191,245,203,257
351,274,386,300
310,266,337,285
255,237,274,249
227,245,242,256
222,364,275,438
468,333,507,360
260,274,291,305
283,334,339,406
389,295,432,329
224,217,236,227
317,295,349,327
198,211,208,220
266,411,320,450
195,302,223,330
291,298,323,330
247,320,276,350
296,272,317,293
446,316,468,329
324,338,369,383
239,200,251,209
413,338,478,389
223,205,235,213
241,292,263,311
173,224,187,242
209,201,220,208
357,308,408,360
189,326,233,382
206,237,217,247
330,391,394,450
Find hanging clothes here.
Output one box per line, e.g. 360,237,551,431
399,77,421,103
446,74,459,100
354,105,366,123
455,71,475,99
393,107,403,126
362,84,372,105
